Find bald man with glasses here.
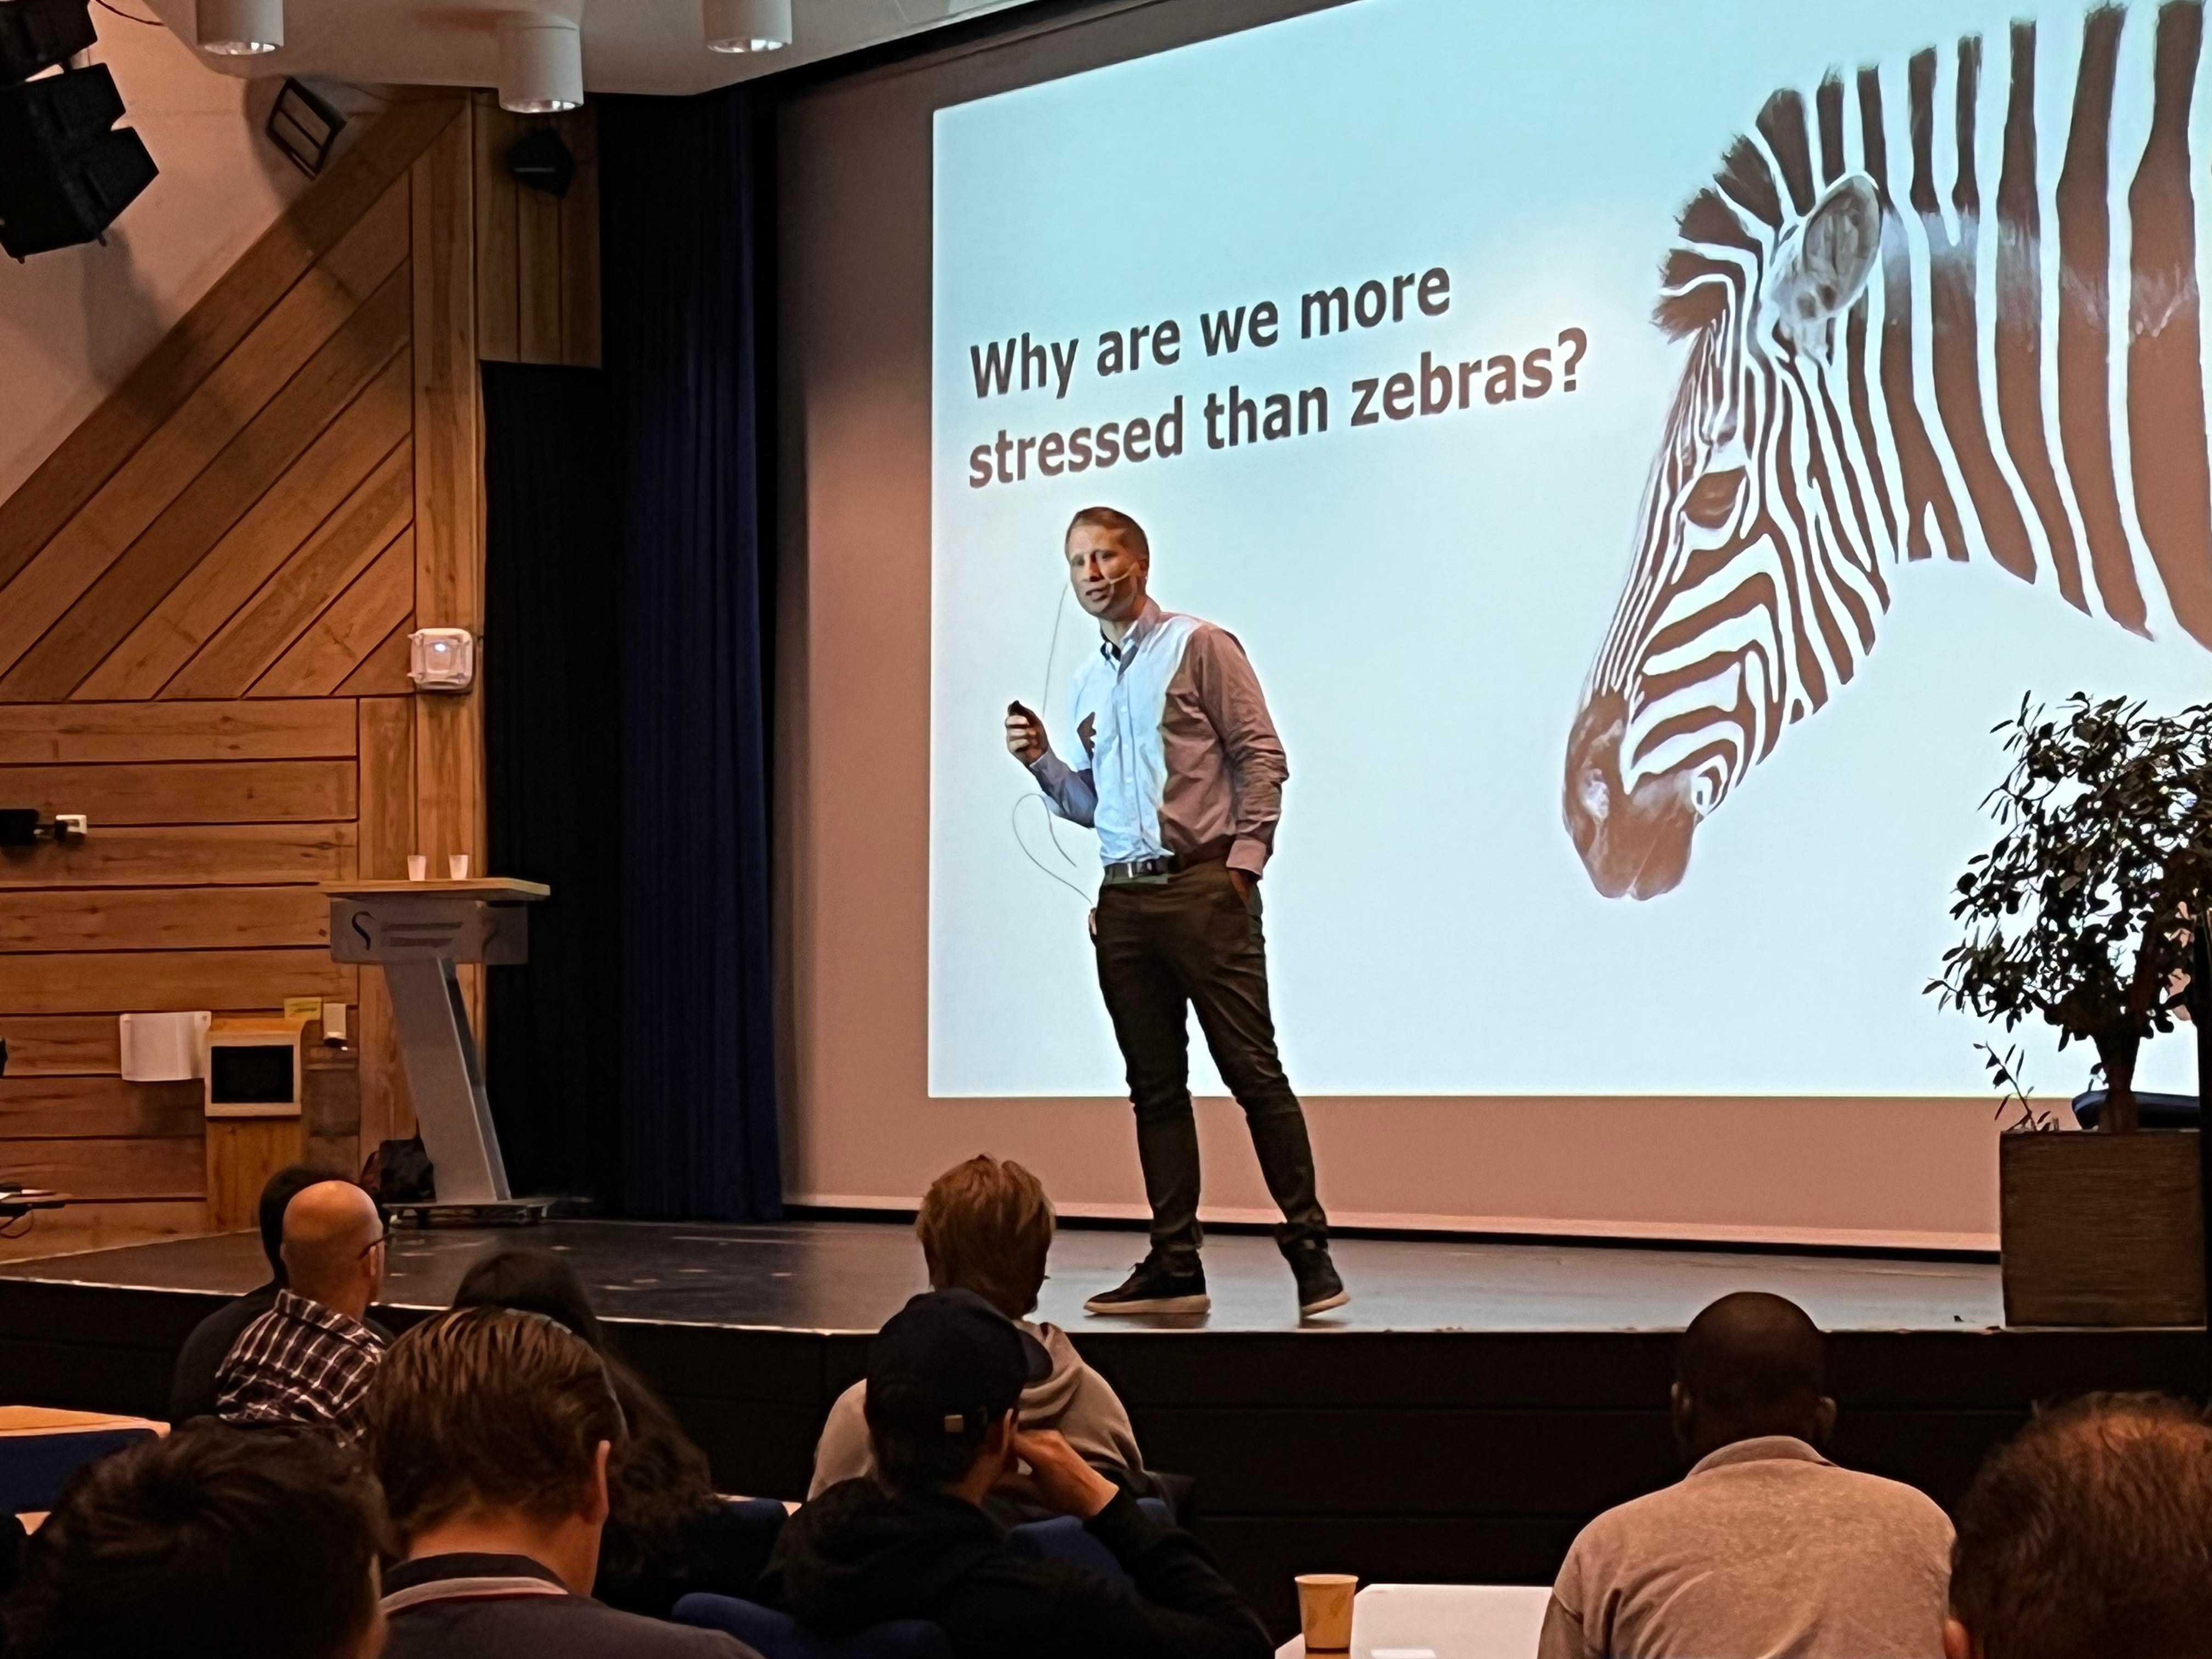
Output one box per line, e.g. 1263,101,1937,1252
216,1180,389,1434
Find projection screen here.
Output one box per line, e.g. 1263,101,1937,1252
779,0,2212,1246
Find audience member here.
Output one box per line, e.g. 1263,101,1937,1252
362,1305,753,1658
4,1421,387,1659
452,1247,774,1617
216,1178,388,1431
1945,1392,2212,1659
810,1155,1148,1515
168,1163,336,1423
1539,1290,1952,1659
762,1289,1269,1659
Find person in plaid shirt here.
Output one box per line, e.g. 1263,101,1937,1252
217,1180,387,1432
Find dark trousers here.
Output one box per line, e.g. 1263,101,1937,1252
1092,858,1327,1266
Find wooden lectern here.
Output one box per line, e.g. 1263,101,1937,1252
323,878,549,1220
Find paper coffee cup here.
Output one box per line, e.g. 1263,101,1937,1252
448,853,470,880
1296,1574,1356,1652
406,854,427,881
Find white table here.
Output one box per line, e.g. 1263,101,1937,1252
1276,1583,1552,1659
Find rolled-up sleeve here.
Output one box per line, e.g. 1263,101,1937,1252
1029,751,1098,828
1188,629,1286,874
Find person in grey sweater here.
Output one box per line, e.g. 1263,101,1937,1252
1539,1291,1953,1659
809,1155,1148,1513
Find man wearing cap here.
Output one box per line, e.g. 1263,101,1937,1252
761,1290,1269,1659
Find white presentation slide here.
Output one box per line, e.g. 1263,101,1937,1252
928,0,2212,1101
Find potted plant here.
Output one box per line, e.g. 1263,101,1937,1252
1929,693,2212,1326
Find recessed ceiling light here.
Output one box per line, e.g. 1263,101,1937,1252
197,0,283,55
705,0,792,54
498,14,583,115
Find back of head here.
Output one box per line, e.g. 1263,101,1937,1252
259,1164,338,1284
1675,1291,1827,1448
1950,1393,2212,1659
916,1154,1056,1319
452,1246,607,1350
445,1245,716,1584
362,1305,627,1546
5,1423,385,1659
279,1180,382,1308
862,1289,1048,1497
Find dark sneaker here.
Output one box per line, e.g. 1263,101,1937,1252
1084,1256,1210,1315
1288,1239,1348,1316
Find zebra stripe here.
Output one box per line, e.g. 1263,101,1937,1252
1566,0,2212,900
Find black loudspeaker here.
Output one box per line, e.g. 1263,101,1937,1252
0,0,93,84
0,60,156,257
506,126,574,198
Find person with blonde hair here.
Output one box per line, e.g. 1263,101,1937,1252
809,1154,1146,1507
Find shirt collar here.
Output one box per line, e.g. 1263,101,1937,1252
380,1557,571,1619
271,1288,384,1350
1100,599,1165,663
1685,1434,1834,1479
382,1553,567,1596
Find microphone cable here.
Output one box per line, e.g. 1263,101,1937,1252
1008,565,1139,904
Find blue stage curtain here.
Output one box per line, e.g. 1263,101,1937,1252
599,88,782,1221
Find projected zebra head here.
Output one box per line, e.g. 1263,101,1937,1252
1566,151,1884,900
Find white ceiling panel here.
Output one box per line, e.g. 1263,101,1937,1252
138,0,1035,98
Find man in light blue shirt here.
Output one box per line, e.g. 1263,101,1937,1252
1006,507,1344,1318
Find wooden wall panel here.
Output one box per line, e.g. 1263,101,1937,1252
560,109,602,368
0,98,460,593
1,272,415,701
0,1017,121,1076
2,1138,205,1200
0,1201,207,1265
473,94,600,368
0,253,409,692
0,888,328,953
169,447,413,701
334,625,413,696
0,699,356,764
0,824,357,889
414,111,489,1048
0,1077,203,1140
0,950,354,1016
356,697,416,1148
0,99,494,1246
253,530,416,698
207,1118,307,1232
0,760,356,826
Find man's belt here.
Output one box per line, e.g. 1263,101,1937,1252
1101,848,1226,885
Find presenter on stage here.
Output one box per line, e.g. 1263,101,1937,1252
1006,506,1346,1318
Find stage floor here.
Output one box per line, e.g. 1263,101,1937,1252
0,1217,2007,1334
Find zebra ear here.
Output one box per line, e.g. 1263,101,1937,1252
1765,173,1882,354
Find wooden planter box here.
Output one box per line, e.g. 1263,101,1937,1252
2000,1131,2206,1327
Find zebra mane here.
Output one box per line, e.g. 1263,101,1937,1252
1654,80,1839,340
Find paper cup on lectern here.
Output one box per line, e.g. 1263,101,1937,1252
1296,1574,1356,1652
